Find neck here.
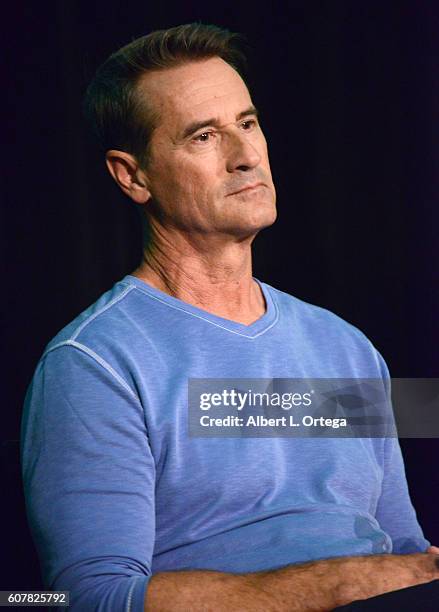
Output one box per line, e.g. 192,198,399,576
131,226,266,325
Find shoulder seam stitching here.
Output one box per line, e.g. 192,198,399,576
70,284,135,341
43,340,138,402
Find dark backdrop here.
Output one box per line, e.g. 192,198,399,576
3,0,438,591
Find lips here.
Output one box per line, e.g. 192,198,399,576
228,183,264,196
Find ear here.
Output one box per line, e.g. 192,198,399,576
105,150,151,205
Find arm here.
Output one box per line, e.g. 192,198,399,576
373,352,430,553
21,343,155,611
144,553,439,611
374,435,430,553
143,350,438,612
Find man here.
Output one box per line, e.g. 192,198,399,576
21,23,439,611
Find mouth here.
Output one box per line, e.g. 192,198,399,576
228,182,265,196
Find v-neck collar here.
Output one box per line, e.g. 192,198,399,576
121,275,279,339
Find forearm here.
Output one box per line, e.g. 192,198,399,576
254,553,439,610
144,553,439,612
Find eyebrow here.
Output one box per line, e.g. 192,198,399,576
180,105,259,140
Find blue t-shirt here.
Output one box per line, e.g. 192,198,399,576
21,275,429,611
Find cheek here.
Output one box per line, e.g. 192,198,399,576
175,158,221,198
151,161,219,219
148,144,223,206
149,158,190,201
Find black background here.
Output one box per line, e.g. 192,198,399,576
2,0,438,590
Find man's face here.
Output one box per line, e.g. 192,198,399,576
138,57,277,240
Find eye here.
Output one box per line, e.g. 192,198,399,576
241,119,257,130
193,131,214,143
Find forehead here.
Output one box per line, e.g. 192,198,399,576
137,57,252,129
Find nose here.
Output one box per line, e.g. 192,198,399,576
225,130,261,172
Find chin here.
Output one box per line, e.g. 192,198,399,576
257,210,278,231
229,210,278,239
258,195,278,225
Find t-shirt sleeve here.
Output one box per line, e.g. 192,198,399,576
20,342,156,611
372,350,430,554
375,436,430,553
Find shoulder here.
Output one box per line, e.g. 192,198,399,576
43,278,139,357
265,281,367,338
27,277,149,402
36,278,152,389
263,281,389,378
